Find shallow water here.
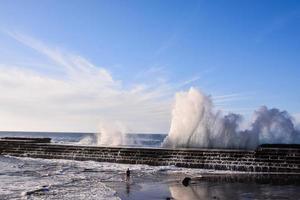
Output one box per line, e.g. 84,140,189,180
114,173,300,200
1,155,299,200
0,156,121,199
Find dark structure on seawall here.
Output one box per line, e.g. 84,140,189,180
0,137,299,173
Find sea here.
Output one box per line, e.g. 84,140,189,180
0,131,299,200
0,131,167,147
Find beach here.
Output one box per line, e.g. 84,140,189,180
1,155,299,200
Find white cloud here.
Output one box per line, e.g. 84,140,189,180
0,33,173,132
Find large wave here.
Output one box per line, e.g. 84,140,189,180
162,87,300,149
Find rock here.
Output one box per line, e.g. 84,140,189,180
182,177,192,187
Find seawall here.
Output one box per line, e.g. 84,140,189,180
0,137,299,173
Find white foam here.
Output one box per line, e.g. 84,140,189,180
0,156,120,200
1,154,250,199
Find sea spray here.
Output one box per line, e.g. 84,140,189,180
77,121,128,146
97,121,127,146
162,87,252,149
78,134,97,145
253,106,300,144
162,87,300,149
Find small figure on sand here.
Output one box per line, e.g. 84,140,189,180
182,177,192,187
125,168,130,181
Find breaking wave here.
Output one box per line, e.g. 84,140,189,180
162,87,300,149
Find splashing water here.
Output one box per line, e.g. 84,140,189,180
77,135,97,145
97,121,127,146
253,106,300,144
77,121,127,146
162,87,300,149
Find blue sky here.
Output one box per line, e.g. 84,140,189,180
0,0,299,132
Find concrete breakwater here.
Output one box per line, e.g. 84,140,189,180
0,137,299,173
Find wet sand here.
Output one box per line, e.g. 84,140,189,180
108,172,300,200
1,155,299,200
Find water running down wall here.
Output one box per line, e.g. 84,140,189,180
0,138,299,173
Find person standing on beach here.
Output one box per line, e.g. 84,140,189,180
125,168,130,181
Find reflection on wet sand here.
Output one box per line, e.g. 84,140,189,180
113,173,300,200
170,182,246,200
169,174,300,200
126,182,130,195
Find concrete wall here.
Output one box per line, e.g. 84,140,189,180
0,139,299,173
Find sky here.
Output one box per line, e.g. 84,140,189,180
0,0,299,133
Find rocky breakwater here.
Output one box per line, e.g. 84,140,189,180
0,137,299,173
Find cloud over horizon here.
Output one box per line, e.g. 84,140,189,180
0,32,175,132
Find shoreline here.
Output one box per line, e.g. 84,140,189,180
106,170,300,200
1,155,300,199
